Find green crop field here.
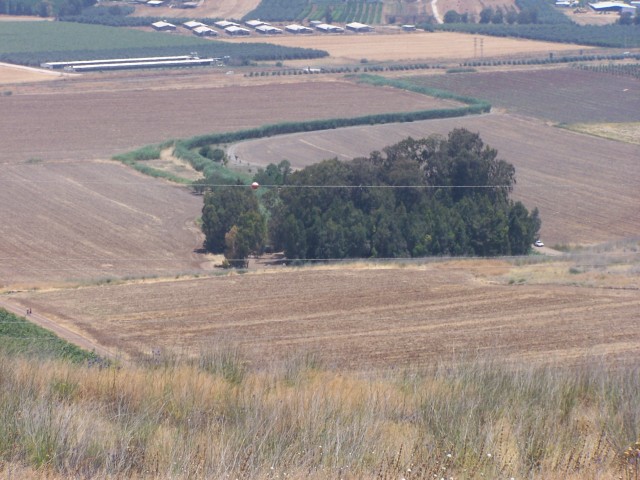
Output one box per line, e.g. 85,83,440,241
0,309,99,363
0,21,327,64
0,21,208,54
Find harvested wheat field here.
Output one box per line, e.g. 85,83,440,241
231,112,640,246
231,32,591,63
0,161,203,289
0,80,457,163
6,260,640,369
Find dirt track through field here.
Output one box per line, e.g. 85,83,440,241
7,265,640,369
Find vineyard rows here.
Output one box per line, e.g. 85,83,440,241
244,0,382,23
307,1,383,24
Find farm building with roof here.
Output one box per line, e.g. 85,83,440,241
41,55,195,70
245,19,267,28
151,21,176,31
346,22,373,32
225,25,251,36
215,20,239,29
193,26,217,36
183,20,206,29
285,24,313,33
588,1,636,13
315,23,344,33
67,58,215,72
255,25,283,34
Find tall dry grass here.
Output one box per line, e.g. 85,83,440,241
0,349,638,479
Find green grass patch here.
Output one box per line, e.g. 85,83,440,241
353,73,491,110
113,143,192,184
0,21,206,55
0,308,100,363
112,144,162,163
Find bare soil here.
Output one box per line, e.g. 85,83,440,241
0,161,204,289
0,79,455,163
0,63,67,85
6,262,639,370
403,68,640,124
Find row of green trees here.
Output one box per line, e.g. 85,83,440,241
460,52,640,67
619,11,640,26
444,7,539,25
201,130,541,266
429,22,640,48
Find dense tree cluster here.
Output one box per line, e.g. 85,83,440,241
201,129,540,266
201,184,266,268
266,129,539,260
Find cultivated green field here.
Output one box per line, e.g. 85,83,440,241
0,309,98,363
0,21,327,64
0,21,207,54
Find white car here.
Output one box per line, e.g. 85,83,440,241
534,240,544,247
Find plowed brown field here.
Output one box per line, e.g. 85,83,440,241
0,161,203,289
405,69,640,123
0,78,461,289
2,48,638,370
0,80,458,163
7,263,640,370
